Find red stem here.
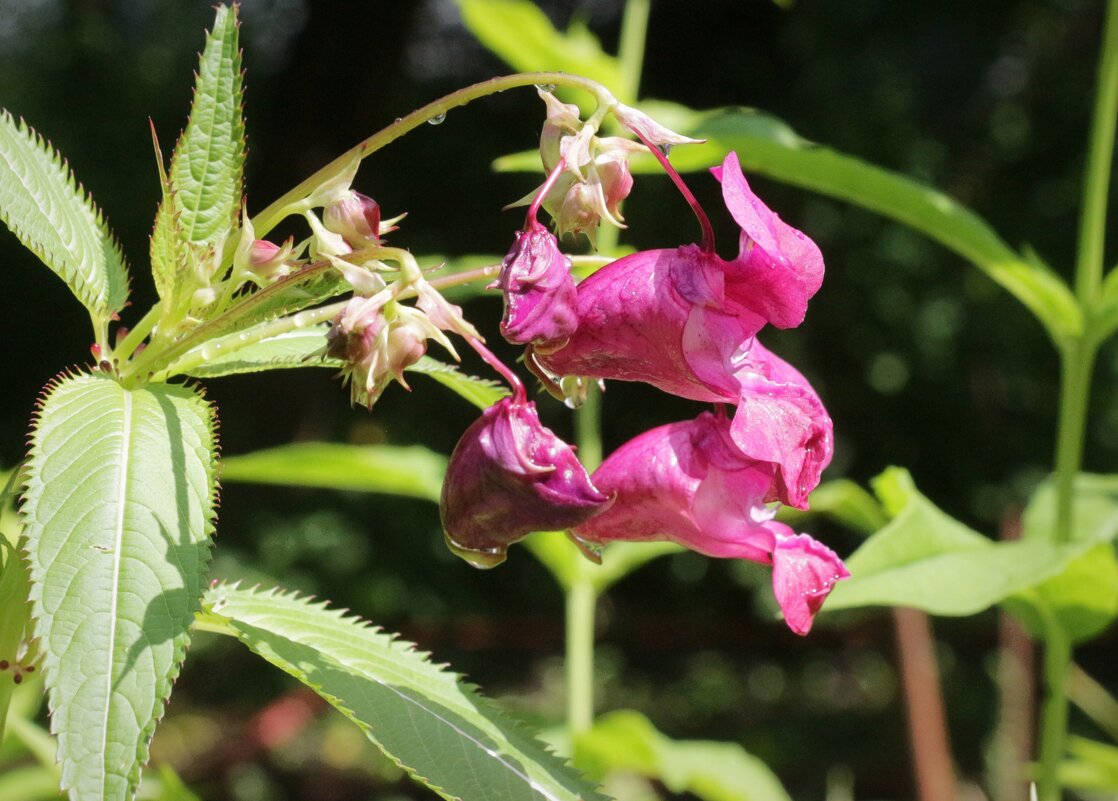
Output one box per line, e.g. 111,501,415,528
467,336,525,402
527,158,568,225
631,130,715,252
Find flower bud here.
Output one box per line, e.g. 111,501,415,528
324,191,383,248
326,299,446,408
440,398,612,568
497,220,577,353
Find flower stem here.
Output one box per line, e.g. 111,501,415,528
631,128,715,252
428,264,501,292
465,336,525,401
111,304,161,364
250,73,618,245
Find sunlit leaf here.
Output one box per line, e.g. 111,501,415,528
0,110,129,325
221,442,447,503
23,374,217,801
575,710,791,801
203,584,606,801
455,0,623,99
824,468,1096,615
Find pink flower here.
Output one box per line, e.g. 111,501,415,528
713,151,824,329
727,339,832,510
573,411,847,634
496,219,578,354
531,151,832,507
440,397,612,568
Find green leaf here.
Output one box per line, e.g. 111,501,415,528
497,103,1081,344
1011,544,1118,643
454,0,623,98
203,583,606,801
1021,473,1118,544
0,765,64,801
823,468,1090,615
575,710,791,801
221,442,448,503
683,107,1082,344
23,374,217,801
777,478,888,537
1060,736,1118,791
409,356,511,409
1009,473,1118,641
168,4,245,250
182,325,332,378
0,110,129,325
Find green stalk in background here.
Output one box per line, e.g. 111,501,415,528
1038,1,1118,798
563,0,651,736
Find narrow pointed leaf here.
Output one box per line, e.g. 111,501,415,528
168,4,245,249
0,110,129,324
221,442,447,502
181,326,333,378
455,0,623,99
203,584,607,801
23,373,217,801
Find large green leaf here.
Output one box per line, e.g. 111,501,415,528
496,103,1081,344
455,0,623,100
201,584,606,801
221,442,448,503
23,374,217,801
167,4,245,250
823,469,1092,615
574,710,791,801
0,110,129,325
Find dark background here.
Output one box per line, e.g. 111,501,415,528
1,1,1115,799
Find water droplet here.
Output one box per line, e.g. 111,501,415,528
237,332,250,342
393,117,403,124
444,534,507,569
534,83,556,93
427,112,447,126
656,143,673,157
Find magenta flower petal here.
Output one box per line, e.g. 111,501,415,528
574,411,847,634
713,151,824,329
575,412,778,561
536,246,765,402
440,397,612,567
770,526,850,636
497,222,578,353
728,339,832,509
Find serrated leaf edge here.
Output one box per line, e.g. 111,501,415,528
205,582,608,801
19,371,220,800
0,110,130,319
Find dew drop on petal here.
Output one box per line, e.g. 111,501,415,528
657,143,674,157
